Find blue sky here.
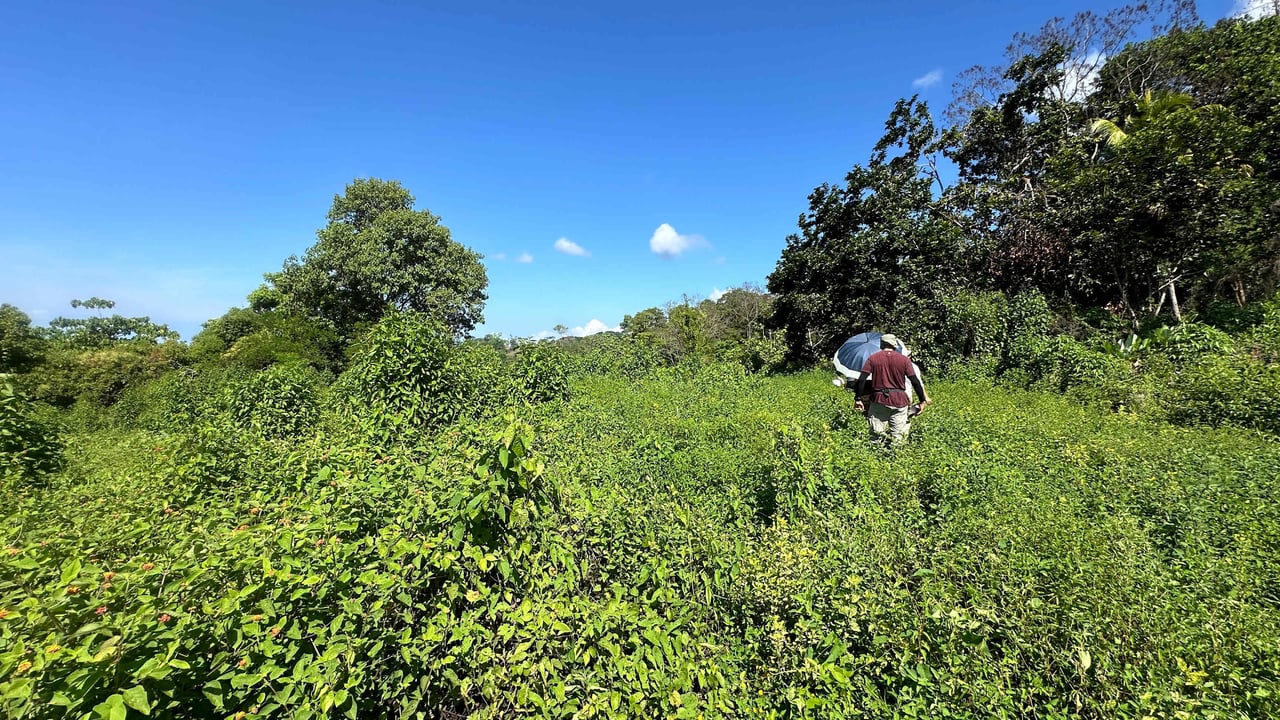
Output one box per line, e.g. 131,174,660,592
0,0,1252,340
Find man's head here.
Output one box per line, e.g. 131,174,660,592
880,333,900,350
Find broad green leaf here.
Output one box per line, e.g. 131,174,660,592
93,693,127,720
122,686,150,715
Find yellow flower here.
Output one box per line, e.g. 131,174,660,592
466,589,481,603
16,661,32,673
46,644,61,654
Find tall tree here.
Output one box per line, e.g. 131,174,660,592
1059,97,1270,324
268,178,488,339
944,1,1202,298
769,98,966,362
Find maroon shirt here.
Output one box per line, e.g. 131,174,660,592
859,349,918,408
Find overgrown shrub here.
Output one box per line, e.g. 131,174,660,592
566,333,664,378
933,289,1008,370
330,311,459,443
1000,290,1057,373
26,343,184,408
111,366,250,432
513,342,570,403
227,364,322,440
1162,354,1280,434
1161,322,1235,366
1242,295,1280,364
446,342,514,418
0,378,63,482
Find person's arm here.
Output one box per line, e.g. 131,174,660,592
908,373,930,410
855,362,873,412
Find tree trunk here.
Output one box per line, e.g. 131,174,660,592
1168,280,1183,324
1152,287,1167,319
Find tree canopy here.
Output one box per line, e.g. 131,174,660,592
768,8,1280,362
268,178,488,339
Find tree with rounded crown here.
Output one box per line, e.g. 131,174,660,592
268,178,488,339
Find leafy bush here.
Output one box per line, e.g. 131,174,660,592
1242,295,1280,364
110,366,250,432
0,378,63,483
227,365,322,440
329,311,460,444
445,342,514,418
565,333,664,378
999,290,1057,373
26,344,185,408
1161,322,1235,366
933,289,1008,369
1162,354,1280,434
513,342,570,403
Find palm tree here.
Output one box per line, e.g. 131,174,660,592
1089,90,1194,149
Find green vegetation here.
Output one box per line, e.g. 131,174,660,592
3,4,1280,718
3,364,1278,718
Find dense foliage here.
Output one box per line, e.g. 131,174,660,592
3,365,1278,718
267,178,489,340
3,5,1279,718
768,7,1280,365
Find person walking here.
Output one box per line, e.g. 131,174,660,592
855,334,930,449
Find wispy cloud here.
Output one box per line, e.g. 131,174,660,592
1234,0,1277,18
649,223,705,258
553,237,590,257
489,252,507,261
912,68,943,89
516,252,534,263
709,287,727,301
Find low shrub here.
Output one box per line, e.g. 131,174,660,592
1161,354,1280,434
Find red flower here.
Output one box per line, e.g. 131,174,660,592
159,614,171,623
95,606,108,615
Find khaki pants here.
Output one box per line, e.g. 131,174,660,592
867,402,911,448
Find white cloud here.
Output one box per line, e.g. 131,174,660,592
554,237,590,257
649,223,705,258
1059,50,1106,103
516,252,534,263
490,252,507,261
572,319,619,336
1235,0,1278,18
536,318,620,339
709,287,727,301
912,69,943,89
